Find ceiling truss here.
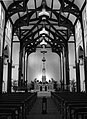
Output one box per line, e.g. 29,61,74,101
3,0,81,55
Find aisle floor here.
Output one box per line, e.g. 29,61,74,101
27,97,62,119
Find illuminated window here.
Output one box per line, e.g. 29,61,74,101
83,8,86,28
76,20,81,39
0,3,4,29
8,21,10,38
83,5,87,30
0,3,2,28
86,4,87,26
6,21,8,36
6,20,12,39
1,11,3,28
0,3,1,16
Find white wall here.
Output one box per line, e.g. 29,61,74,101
27,48,60,83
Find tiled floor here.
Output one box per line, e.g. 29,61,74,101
27,97,62,119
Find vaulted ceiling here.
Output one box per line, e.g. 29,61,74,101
2,0,85,55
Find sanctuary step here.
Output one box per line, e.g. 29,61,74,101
37,91,51,97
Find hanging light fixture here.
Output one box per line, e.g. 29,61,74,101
39,27,48,36
38,8,50,20
40,39,47,54
40,39,47,46
38,0,50,20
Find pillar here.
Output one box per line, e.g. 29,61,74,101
18,50,23,86
7,26,14,93
23,47,25,86
65,42,70,91
0,57,3,94
74,28,81,92
76,63,81,92
62,49,65,91
0,14,7,94
84,57,87,92
80,12,87,92
60,53,62,90
26,53,28,87
7,61,11,93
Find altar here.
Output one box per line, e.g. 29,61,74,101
34,38,55,97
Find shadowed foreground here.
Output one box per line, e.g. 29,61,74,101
27,97,62,119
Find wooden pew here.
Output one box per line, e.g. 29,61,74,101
51,92,87,119
0,108,16,119
0,92,37,119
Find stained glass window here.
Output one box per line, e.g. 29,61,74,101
6,20,12,40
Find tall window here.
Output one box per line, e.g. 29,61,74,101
6,20,12,40
0,3,1,24
0,3,4,29
83,7,86,28
75,20,81,39
86,4,87,26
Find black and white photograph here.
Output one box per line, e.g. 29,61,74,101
0,0,86,119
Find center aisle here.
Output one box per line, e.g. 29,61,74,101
27,97,62,119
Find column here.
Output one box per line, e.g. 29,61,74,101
0,15,7,94
76,62,80,92
7,61,11,93
60,53,62,90
62,49,65,91
23,48,25,86
7,26,14,93
80,13,87,92
18,48,23,87
0,56,3,94
26,53,28,87
65,42,70,91
74,28,81,92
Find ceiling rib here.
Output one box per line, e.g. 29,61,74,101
3,0,82,55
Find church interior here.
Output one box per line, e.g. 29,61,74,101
0,0,87,119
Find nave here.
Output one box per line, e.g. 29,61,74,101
0,0,87,119
27,97,62,119
0,91,62,119
1,91,87,119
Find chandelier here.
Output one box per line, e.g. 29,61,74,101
40,39,47,46
38,8,50,20
39,27,48,36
